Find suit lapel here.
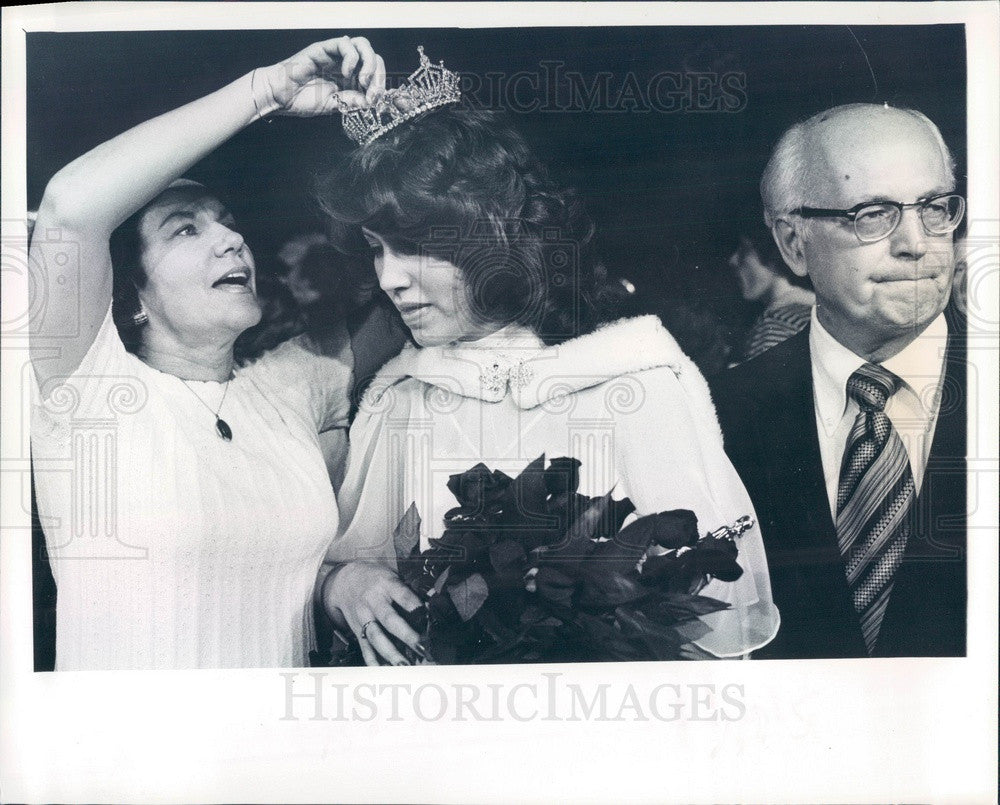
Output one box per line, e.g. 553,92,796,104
735,318,966,658
756,333,836,552
750,332,868,657
876,326,967,655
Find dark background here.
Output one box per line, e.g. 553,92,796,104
27,25,966,313
26,25,967,670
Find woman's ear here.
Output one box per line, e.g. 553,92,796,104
128,281,149,326
770,218,809,279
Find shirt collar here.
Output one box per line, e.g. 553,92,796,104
368,315,691,409
810,308,865,437
882,312,949,402
810,308,949,436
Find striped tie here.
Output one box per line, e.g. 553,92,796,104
836,363,915,654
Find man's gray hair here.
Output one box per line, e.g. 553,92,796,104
759,103,956,227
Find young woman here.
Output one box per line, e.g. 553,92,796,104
319,102,780,665
30,36,385,670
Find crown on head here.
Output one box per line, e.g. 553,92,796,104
340,46,461,146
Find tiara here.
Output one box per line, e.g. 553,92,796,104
339,46,461,146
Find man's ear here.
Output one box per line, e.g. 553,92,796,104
771,218,810,279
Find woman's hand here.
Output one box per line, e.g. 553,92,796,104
30,34,384,389
323,561,423,666
255,36,386,118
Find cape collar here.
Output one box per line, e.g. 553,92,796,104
370,315,691,410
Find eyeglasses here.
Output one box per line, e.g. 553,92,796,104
792,192,966,244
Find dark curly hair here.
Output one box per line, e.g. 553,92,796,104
318,106,625,345
108,184,281,359
108,203,152,355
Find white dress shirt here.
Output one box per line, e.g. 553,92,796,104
809,309,949,519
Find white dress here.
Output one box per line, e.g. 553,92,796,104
332,315,780,657
31,305,352,670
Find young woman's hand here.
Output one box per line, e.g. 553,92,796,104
322,560,423,666
255,36,385,117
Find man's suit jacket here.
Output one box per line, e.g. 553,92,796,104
710,326,966,659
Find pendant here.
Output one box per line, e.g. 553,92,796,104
215,417,233,441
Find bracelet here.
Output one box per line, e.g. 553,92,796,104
250,69,273,124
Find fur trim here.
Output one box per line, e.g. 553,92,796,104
364,315,722,439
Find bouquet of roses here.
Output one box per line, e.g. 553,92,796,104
324,455,753,665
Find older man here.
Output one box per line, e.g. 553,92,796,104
712,104,966,659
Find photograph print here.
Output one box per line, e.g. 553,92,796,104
24,23,971,672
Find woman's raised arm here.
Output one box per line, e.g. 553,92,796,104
29,36,384,388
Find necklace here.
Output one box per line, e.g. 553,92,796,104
181,378,233,441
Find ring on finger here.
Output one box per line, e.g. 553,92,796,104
360,619,378,641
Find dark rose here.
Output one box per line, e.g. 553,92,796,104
643,546,743,595
544,457,581,497
446,464,512,511
651,509,700,549
700,534,739,558
495,455,548,533
586,496,637,542
687,547,743,582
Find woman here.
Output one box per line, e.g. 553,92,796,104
29,36,385,670
728,225,815,364
319,91,780,665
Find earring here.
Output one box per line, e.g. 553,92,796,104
132,309,149,326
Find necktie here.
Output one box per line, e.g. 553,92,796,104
836,363,915,654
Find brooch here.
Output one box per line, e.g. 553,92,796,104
480,353,534,394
